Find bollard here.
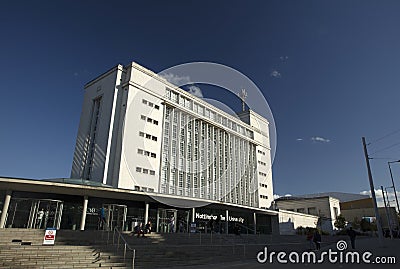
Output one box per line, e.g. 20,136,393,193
132,249,136,269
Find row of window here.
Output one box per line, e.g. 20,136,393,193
136,166,156,175
287,207,317,215
257,150,266,155
160,106,258,206
134,186,155,192
140,115,159,125
258,160,266,166
139,131,158,141
259,171,267,177
142,99,160,110
260,195,268,199
165,88,254,139
137,148,157,158
259,183,267,188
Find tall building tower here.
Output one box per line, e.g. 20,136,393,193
71,62,274,209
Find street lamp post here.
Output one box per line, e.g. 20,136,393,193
387,161,400,213
381,186,393,239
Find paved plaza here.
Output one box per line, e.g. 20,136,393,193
180,237,400,269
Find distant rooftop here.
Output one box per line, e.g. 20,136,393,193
280,192,370,203
45,178,112,188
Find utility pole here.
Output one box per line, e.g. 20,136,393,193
362,137,384,245
388,161,400,213
381,186,393,239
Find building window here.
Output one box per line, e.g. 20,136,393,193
141,115,146,120
147,118,152,123
151,153,156,158
136,167,142,172
137,149,143,154
148,102,154,107
150,170,155,175
146,134,151,139
143,169,149,174
154,105,160,110
139,132,144,137
153,120,158,125
142,99,147,105
308,207,317,215
152,136,157,141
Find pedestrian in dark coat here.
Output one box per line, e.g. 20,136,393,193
347,227,357,249
313,230,321,250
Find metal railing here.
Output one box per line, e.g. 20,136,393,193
98,219,136,269
112,227,136,269
236,223,257,235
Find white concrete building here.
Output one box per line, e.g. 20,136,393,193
71,62,274,210
275,196,341,234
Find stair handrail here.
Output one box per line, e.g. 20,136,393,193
113,226,136,269
235,222,258,235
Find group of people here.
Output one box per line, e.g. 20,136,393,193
36,208,49,229
133,221,152,237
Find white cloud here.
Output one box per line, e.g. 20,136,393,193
360,189,400,208
270,70,281,78
159,73,192,86
311,136,331,143
274,194,292,200
159,73,204,98
187,85,203,98
296,138,303,141
280,56,289,61
273,194,281,200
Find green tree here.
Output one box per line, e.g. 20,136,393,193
351,217,360,230
334,214,346,229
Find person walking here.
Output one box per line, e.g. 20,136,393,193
169,215,175,233
347,227,357,249
313,230,321,250
36,209,44,229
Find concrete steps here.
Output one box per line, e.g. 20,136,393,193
0,229,128,268
0,229,346,268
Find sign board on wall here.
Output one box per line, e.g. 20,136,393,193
195,213,245,223
190,222,197,233
43,228,57,245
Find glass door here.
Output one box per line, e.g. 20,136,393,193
156,209,177,233
7,198,63,229
102,204,127,231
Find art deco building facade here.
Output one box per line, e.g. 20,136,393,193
71,62,274,209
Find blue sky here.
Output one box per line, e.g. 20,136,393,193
1,0,400,200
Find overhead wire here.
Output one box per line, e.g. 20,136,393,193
367,128,400,145
369,141,400,155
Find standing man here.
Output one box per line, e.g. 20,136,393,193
313,230,322,250
347,227,357,249
36,209,44,229
169,215,175,233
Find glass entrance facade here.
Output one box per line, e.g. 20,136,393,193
0,187,276,234
5,198,63,229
